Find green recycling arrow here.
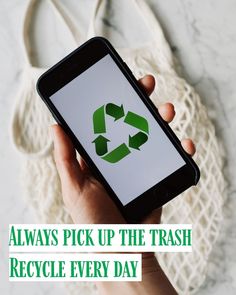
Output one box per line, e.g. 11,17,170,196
102,143,130,163
92,135,110,156
92,103,149,163
129,132,148,150
106,103,125,121
93,105,106,134
124,111,149,134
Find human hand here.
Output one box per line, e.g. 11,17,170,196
51,75,195,295
51,75,195,225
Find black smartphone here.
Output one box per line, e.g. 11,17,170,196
37,37,200,222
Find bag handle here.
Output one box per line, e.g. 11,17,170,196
22,0,82,66
87,0,172,60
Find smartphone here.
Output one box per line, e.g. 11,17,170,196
37,37,200,222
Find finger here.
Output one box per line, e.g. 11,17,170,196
138,76,176,123
158,102,175,123
79,156,91,174
138,75,155,96
181,138,196,156
51,125,84,188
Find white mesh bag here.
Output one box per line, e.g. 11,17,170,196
11,0,226,294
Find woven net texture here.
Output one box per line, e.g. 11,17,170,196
11,42,226,294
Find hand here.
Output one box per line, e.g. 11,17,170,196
51,75,195,295
51,75,195,225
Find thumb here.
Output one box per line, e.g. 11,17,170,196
51,125,84,191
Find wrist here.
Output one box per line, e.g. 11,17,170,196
141,252,161,274
96,253,176,295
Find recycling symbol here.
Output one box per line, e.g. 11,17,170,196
92,103,149,163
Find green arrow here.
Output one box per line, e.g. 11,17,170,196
102,143,130,163
129,132,148,150
92,135,110,156
106,103,125,121
124,111,149,134
93,105,106,134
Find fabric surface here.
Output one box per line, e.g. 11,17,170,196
11,0,226,294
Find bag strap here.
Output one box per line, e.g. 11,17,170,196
87,0,172,60
22,0,82,66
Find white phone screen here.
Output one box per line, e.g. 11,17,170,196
51,54,185,205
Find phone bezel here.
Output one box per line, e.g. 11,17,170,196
37,37,200,222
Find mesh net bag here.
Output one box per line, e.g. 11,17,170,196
10,0,226,294
124,48,226,293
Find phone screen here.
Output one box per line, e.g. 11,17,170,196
50,54,185,206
